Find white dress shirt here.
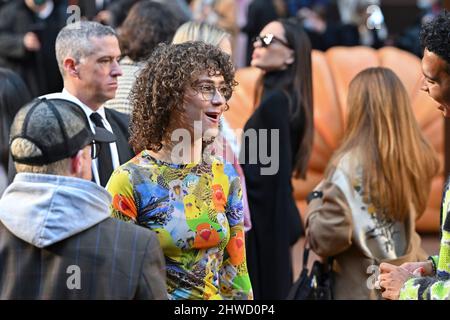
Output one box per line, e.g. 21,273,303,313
41,90,121,186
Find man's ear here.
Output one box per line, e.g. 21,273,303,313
63,57,79,78
70,150,83,177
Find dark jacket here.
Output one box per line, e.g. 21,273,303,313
240,73,304,300
0,0,66,96
0,173,167,299
105,107,134,165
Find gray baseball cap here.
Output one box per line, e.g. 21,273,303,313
10,98,116,165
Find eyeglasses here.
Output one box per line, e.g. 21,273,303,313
253,34,290,48
90,141,101,160
192,83,233,102
71,141,101,160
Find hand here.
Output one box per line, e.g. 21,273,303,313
297,7,315,20
23,32,41,51
399,261,433,276
297,8,326,33
95,10,112,25
378,263,414,300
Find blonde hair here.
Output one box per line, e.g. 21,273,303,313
11,138,71,175
328,67,440,221
172,21,230,47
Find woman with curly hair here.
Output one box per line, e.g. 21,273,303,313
172,21,253,233
106,41,253,300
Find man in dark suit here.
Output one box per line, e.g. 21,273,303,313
0,98,167,299
48,20,134,187
7,20,134,186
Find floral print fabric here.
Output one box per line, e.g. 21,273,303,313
107,150,253,300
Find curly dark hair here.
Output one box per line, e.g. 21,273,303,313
420,10,450,70
118,1,180,62
129,41,237,154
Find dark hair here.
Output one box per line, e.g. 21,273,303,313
278,18,314,179
420,10,450,71
272,0,287,17
0,68,32,169
118,1,180,62
129,41,237,154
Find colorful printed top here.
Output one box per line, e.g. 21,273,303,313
107,150,253,300
400,180,450,300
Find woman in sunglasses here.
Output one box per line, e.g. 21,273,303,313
240,18,313,300
106,41,253,300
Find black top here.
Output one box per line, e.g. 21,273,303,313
0,0,66,96
242,0,285,66
240,72,305,300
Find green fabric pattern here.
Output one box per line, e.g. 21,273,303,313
400,181,450,300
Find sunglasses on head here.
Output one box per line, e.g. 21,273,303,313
253,34,290,48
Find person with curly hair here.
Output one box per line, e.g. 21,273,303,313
106,41,253,300
172,21,253,233
103,1,181,114
379,10,450,300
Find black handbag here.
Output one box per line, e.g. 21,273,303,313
287,240,334,300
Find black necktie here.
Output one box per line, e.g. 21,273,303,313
90,112,113,187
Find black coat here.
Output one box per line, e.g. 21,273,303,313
104,107,135,164
240,75,304,300
0,0,66,96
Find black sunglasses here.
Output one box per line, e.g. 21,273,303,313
253,34,290,48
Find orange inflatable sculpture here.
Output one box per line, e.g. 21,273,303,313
225,46,443,232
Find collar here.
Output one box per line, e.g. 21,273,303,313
59,89,107,120
41,90,108,126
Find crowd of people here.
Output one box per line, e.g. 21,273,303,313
0,0,449,300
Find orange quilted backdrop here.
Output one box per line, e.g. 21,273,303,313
225,46,443,232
